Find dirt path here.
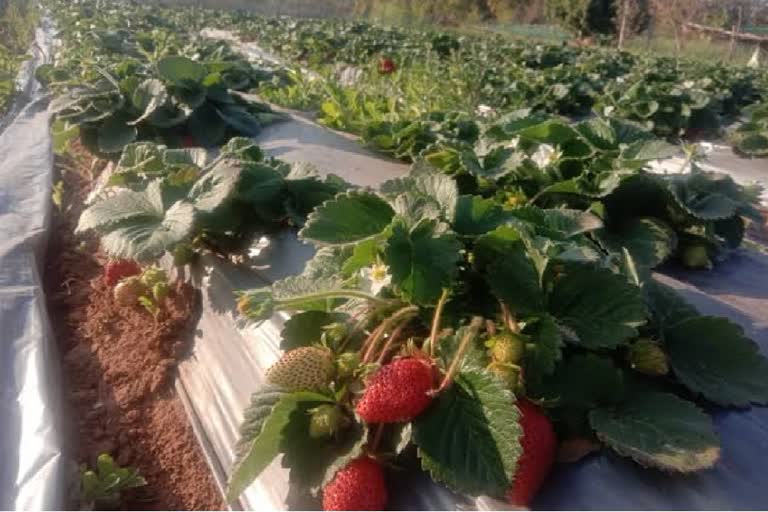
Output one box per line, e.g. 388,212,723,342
43,144,225,510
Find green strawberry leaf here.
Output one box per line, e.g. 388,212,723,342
280,311,350,351
157,55,207,85
299,191,395,246
98,200,195,262
547,264,646,348
436,324,488,371
98,114,138,153
665,172,744,221
643,279,698,331
452,195,511,236
517,119,579,144
475,226,544,316
575,117,616,150
620,139,678,162
413,368,522,497
227,388,332,502
78,181,196,262
188,159,245,213
589,392,720,472
130,78,168,125
340,236,382,277
597,217,677,268
271,248,348,311
663,316,768,406
384,218,461,305
523,314,563,380
280,409,367,499
531,353,625,408
507,206,603,240
379,167,458,220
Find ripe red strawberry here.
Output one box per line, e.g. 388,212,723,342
378,57,396,74
322,457,387,511
104,259,141,287
356,357,434,423
507,399,557,507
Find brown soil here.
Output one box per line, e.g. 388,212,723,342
44,142,225,510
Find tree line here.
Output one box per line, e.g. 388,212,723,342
153,0,768,39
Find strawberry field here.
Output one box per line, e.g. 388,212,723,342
4,0,768,510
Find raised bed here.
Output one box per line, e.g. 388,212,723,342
172,108,768,510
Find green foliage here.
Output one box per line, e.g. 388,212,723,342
228,388,333,502
544,0,615,36
413,368,522,496
77,138,347,262
45,1,768,505
39,0,288,152
80,453,146,509
425,113,759,269
0,0,38,114
731,102,768,158
299,191,395,246
590,392,719,472
230,163,768,500
664,317,768,407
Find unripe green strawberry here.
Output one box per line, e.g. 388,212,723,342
173,243,195,266
266,347,334,392
322,322,348,348
113,276,147,307
336,352,361,380
682,244,712,269
309,404,349,439
152,282,170,302
628,338,669,376
488,361,521,389
140,267,167,288
488,332,525,364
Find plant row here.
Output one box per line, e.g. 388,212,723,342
39,1,768,511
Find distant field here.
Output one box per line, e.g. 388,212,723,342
624,36,760,66
476,23,569,43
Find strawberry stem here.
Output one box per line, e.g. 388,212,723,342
438,316,483,392
501,302,520,334
337,304,374,353
361,305,419,364
428,288,451,358
375,324,406,365
277,290,396,310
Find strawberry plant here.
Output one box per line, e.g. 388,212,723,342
228,168,768,508
80,453,146,510
38,0,288,153
731,102,768,158
76,138,348,263
423,113,762,269
44,55,285,153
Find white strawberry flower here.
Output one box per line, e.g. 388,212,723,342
505,136,520,150
360,262,392,296
531,143,560,168
475,104,495,117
